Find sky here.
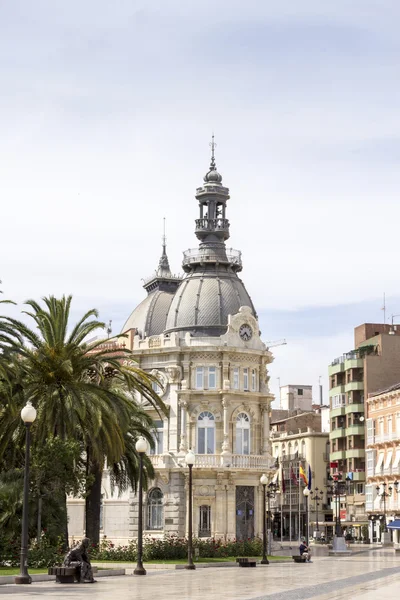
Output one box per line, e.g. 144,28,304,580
1,0,400,405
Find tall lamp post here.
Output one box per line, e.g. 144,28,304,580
185,450,196,570
134,437,147,576
376,482,392,534
260,474,269,565
15,401,37,585
327,474,348,538
303,488,310,545
310,488,324,533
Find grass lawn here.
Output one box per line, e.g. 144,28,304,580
0,568,48,576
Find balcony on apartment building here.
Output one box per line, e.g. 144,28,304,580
148,453,273,470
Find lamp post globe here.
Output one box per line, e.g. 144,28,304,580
135,437,147,454
15,401,36,585
21,401,37,423
260,474,268,486
134,437,147,576
185,450,196,570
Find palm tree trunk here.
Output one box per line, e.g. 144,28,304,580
85,461,102,546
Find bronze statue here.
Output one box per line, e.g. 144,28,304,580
63,537,96,583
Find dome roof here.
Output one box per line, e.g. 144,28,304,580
121,290,175,337
204,168,222,183
164,268,256,336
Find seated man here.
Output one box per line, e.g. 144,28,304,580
63,537,96,583
299,539,311,562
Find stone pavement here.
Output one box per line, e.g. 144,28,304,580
0,549,398,600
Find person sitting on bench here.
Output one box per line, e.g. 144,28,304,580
299,539,311,562
63,537,96,583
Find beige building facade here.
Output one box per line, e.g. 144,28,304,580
366,383,400,543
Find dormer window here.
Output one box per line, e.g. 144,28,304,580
195,366,218,390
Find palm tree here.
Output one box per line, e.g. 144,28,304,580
0,284,21,353
2,295,167,545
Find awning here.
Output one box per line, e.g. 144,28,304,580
376,452,384,470
393,450,400,469
384,450,393,469
387,519,400,529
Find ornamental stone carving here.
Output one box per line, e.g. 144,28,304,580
166,366,181,383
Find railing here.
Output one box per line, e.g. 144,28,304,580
148,453,273,469
182,247,242,269
195,218,230,231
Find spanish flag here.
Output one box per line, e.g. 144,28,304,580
299,465,308,486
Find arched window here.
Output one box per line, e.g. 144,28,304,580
236,412,250,455
197,411,215,454
147,488,163,530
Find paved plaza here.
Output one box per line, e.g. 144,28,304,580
0,549,399,600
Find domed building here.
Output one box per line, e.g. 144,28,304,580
68,142,275,544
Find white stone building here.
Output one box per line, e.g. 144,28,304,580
68,144,275,543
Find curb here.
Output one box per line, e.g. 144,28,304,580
0,568,125,586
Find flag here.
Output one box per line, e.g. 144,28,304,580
281,466,286,493
299,465,308,486
290,465,298,485
330,461,338,468
307,464,312,490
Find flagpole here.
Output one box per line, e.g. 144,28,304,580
298,462,301,543
289,463,292,545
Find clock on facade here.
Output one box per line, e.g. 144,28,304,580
239,324,253,341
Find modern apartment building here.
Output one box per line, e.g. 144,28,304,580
280,385,313,412
329,323,400,525
366,383,400,543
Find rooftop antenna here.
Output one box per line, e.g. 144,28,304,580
106,319,112,339
381,292,386,325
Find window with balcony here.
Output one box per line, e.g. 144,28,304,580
332,394,346,408
197,411,215,454
149,420,164,455
147,488,164,530
236,412,250,455
243,368,249,391
233,367,239,390
195,367,217,390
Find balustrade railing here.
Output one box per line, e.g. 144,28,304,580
148,453,273,469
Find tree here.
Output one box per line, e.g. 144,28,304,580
2,295,167,546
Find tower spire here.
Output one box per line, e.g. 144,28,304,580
157,217,171,277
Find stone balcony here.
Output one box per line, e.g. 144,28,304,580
149,453,274,470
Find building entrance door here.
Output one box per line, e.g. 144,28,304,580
236,486,255,540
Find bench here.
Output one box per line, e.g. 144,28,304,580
236,557,257,568
48,566,81,583
292,555,307,563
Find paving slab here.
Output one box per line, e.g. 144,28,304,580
0,549,398,600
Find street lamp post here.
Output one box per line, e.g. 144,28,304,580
185,450,196,570
15,401,37,585
327,474,348,538
260,474,269,565
376,483,392,533
303,488,310,545
134,437,147,576
310,488,324,532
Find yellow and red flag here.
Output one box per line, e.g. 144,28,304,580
299,465,308,486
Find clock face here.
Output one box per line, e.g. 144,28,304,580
239,324,253,341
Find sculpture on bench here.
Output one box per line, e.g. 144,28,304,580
63,537,96,583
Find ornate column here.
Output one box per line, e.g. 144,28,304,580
179,401,188,453
221,397,231,456
261,405,270,455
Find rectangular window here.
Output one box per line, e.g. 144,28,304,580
251,369,256,391
236,428,242,454
152,381,162,394
198,428,205,454
243,429,250,455
196,367,204,390
297,389,303,395
208,366,216,389
233,367,239,390
206,428,215,454
243,368,249,391
366,418,375,445
365,484,373,511
366,450,374,476
150,420,164,455
199,505,211,537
